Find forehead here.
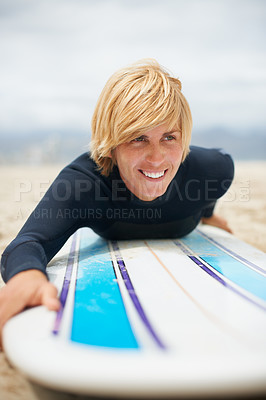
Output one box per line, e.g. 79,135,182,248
134,123,180,138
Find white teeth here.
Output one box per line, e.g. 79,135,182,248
142,171,165,179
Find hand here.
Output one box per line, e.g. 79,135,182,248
0,270,60,348
201,214,233,234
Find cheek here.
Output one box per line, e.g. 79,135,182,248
116,151,138,178
171,147,183,163
123,151,141,170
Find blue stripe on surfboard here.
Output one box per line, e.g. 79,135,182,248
53,232,78,335
180,231,266,303
71,229,139,348
197,229,266,276
174,241,266,312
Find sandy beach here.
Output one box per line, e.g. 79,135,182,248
0,161,265,400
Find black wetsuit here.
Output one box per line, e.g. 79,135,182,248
1,146,234,282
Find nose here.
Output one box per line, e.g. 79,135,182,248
145,142,165,165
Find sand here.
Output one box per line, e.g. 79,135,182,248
0,162,265,400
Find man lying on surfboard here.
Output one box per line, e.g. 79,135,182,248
0,60,234,345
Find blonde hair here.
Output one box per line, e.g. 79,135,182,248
90,59,192,176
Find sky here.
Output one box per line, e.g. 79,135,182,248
0,0,266,137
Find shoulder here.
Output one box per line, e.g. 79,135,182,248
45,153,110,201
40,153,112,208
184,145,234,181
66,152,100,175
57,152,104,182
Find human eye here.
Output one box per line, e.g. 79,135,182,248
165,134,176,141
131,136,146,143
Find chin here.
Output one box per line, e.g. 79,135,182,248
140,188,166,201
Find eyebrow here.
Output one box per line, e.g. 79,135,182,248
162,130,180,136
137,130,180,139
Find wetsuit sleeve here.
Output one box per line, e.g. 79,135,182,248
0,164,93,283
202,201,216,218
198,148,234,218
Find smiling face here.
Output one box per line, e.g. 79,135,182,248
113,124,183,201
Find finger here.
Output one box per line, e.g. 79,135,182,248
41,283,61,311
226,226,233,234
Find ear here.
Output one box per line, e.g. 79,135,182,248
107,148,116,159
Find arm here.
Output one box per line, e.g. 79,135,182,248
200,200,233,233
1,162,89,282
189,147,234,233
0,154,95,342
201,214,233,233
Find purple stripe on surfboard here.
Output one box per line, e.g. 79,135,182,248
174,240,266,312
197,229,266,276
53,233,78,335
111,240,166,349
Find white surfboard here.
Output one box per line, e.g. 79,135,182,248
3,225,266,397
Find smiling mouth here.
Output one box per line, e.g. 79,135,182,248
139,170,167,179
